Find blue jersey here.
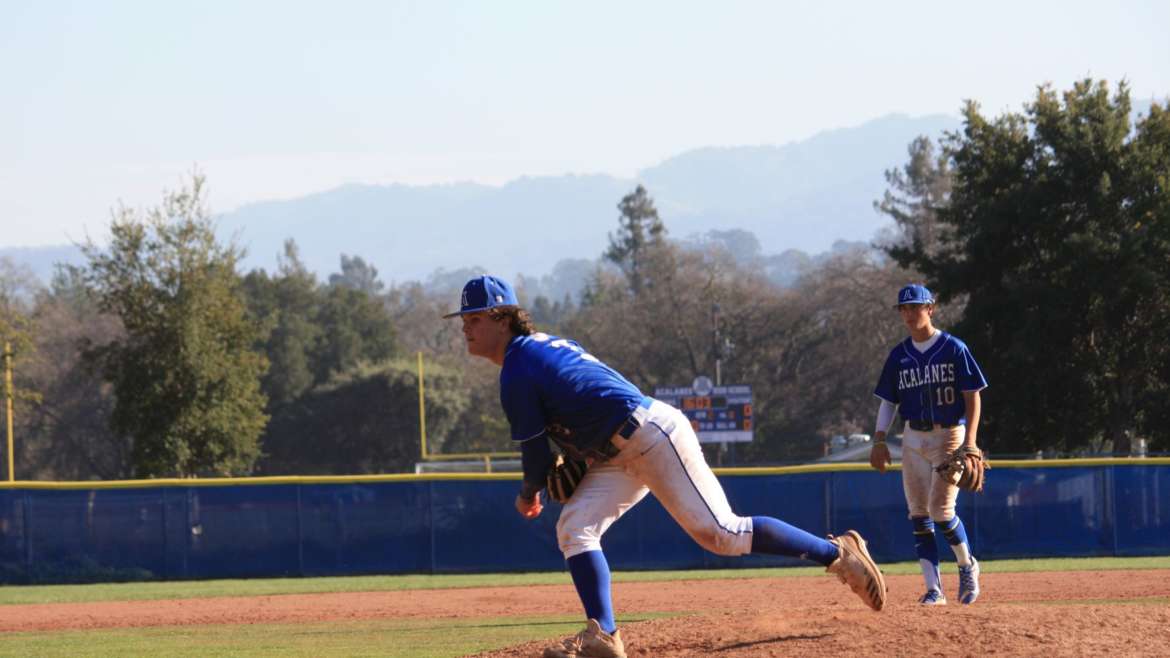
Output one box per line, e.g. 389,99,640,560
500,332,644,451
874,331,987,426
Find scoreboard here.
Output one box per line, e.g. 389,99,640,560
653,384,753,444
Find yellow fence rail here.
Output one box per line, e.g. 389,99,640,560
416,351,519,471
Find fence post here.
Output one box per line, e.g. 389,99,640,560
1108,465,1119,556
161,487,168,580
22,491,31,581
823,475,833,536
296,484,305,576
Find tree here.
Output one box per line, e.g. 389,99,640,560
18,266,127,479
81,175,269,477
885,80,1170,455
257,358,468,475
328,254,385,295
604,185,667,295
683,229,764,267
0,258,42,479
242,240,321,409
311,284,397,383
745,249,923,461
874,135,954,259
243,244,398,410
527,294,576,331
384,281,467,356
0,257,39,390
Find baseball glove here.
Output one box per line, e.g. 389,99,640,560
935,446,989,493
546,454,588,503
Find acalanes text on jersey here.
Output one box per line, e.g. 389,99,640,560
897,362,956,390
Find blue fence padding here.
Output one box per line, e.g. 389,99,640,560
0,464,1166,584
300,482,431,575
1113,465,1170,556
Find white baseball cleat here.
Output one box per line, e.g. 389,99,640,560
542,618,626,658
918,589,947,605
827,530,888,611
958,557,981,604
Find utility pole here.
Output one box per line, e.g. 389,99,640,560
711,304,725,465
711,303,738,466
712,303,722,387
4,342,13,482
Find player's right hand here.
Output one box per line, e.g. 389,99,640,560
515,491,543,519
869,442,892,473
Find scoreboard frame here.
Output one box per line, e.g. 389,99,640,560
653,384,753,444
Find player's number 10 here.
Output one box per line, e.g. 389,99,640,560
935,386,956,405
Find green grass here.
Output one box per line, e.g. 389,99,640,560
0,614,677,658
0,615,579,658
863,554,1170,577
1,556,1166,605
1030,595,1170,607
0,557,1166,657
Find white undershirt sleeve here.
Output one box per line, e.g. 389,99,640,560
875,399,898,435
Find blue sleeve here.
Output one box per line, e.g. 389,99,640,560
500,362,547,441
956,344,988,392
873,349,900,403
520,437,554,492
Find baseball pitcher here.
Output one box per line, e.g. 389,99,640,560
447,275,887,658
870,284,988,605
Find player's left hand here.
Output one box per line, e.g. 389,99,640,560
515,491,543,519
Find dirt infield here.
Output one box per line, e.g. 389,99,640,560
3,570,1169,656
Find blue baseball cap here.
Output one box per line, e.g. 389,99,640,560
894,284,934,308
443,275,520,318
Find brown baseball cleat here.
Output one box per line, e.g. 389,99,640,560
542,618,626,658
826,530,888,611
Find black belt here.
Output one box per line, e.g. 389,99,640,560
582,397,653,461
906,418,957,431
616,396,654,439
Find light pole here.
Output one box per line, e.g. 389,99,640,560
712,303,722,387
4,342,13,482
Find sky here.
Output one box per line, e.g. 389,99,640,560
2,0,1168,247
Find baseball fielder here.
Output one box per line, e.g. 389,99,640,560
869,284,988,605
447,275,887,658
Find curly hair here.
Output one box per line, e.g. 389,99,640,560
488,306,537,336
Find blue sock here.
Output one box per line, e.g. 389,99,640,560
940,516,969,546
912,516,939,563
912,516,942,591
750,516,838,566
566,551,616,634
940,516,974,566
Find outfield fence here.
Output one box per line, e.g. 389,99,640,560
0,459,1166,584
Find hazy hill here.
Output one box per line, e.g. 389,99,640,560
215,113,960,282
0,245,87,290
4,112,965,287
218,174,636,286
639,113,960,253
10,102,1162,288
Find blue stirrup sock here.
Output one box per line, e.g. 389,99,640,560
750,516,838,566
913,516,942,591
940,515,973,566
913,516,939,563
566,550,616,634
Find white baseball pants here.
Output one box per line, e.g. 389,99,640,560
555,400,754,559
900,423,966,521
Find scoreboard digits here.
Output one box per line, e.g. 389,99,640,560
654,385,754,444
681,395,726,410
